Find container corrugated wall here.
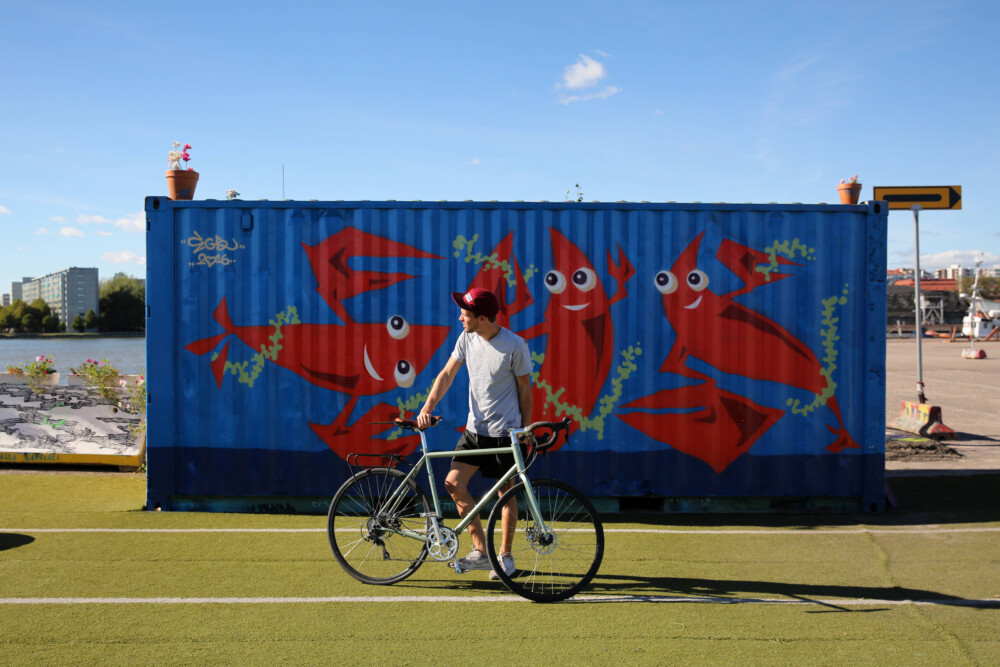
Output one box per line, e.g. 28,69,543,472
146,198,888,512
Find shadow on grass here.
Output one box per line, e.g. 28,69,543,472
602,474,1000,528
394,573,998,609
0,533,35,551
582,573,994,608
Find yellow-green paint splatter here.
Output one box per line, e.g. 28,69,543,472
386,388,433,440
755,238,816,282
213,305,301,388
452,234,537,286
530,344,642,440
787,285,849,416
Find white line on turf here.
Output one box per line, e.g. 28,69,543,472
1,595,997,606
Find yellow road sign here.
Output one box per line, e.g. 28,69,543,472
873,186,962,210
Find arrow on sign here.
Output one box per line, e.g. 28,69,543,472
872,186,962,210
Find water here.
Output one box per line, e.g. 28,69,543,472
0,337,146,380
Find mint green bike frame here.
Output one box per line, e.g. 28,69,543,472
377,424,550,556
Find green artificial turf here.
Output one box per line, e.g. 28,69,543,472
1,471,998,665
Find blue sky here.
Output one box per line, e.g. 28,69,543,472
2,0,998,294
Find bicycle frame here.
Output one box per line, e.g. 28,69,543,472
376,425,550,553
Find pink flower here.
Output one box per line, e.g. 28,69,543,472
184,144,191,150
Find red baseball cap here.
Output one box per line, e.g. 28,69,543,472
452,287,500,320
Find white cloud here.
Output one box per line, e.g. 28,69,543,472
102,250,146,266
468,158,481,165
35,227,49,235
115,212,144,233
59,226,85,237
920,250,1000,271
555,54,620,104
559,54,606,90
558,86,621,105
95,230,114,237
50,216,65,223
0,205,10,215
77,214,112,225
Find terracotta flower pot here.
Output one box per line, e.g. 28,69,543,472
838,182,862,205
166,169,200,200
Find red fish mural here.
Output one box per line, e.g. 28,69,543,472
518,228,634,447
185,228,449,460
461,231,534,329
618,232,859,472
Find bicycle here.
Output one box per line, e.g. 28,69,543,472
327,416,604,602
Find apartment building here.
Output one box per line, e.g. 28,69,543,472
20,268,99,327
9,277,33,302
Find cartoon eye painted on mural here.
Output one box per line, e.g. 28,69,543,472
686,270,709,292
394,359,415,387
571,268,597,292
544,270,567,294
654,270,678,295
387,315,410,340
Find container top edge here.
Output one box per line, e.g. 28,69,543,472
145,197,882,212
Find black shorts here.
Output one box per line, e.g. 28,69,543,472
453,430,525,479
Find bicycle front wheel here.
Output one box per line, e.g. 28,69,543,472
486,479,604,602
328,467,430,585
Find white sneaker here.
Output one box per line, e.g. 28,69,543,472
457,549,491,571
489,552,515,580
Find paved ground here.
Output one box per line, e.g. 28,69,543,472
885,337,1000,476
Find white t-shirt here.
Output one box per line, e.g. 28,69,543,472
451,327,533,437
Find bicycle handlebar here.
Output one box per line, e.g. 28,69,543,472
519,417,572,452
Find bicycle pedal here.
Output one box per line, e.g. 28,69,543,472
450,560,466,575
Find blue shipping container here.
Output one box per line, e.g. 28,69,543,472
145,198,888,512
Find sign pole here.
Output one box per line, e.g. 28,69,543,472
912,204,926,403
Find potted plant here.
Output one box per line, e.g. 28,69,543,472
838,174,862,205
3,355,60,389
166,141,199,200
69,358,122,403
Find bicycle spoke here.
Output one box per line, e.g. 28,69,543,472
328,467,430,585
486,479,603,602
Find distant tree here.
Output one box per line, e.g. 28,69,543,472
21,311,40,333
99,273,145,332
4,300,26,333
42,314,57,332
0,307,12,333
72,313,85,333
84,309,98,331
957,276,1000,300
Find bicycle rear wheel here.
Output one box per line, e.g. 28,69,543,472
486,479,604,602
328,467,430,585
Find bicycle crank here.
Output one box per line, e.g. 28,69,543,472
426,525,459,562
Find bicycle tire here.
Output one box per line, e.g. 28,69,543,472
486,479,604,602
327,467,430,585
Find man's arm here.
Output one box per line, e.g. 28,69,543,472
515,373,533,428
417,356,463,428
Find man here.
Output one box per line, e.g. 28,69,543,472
416,287,533,580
